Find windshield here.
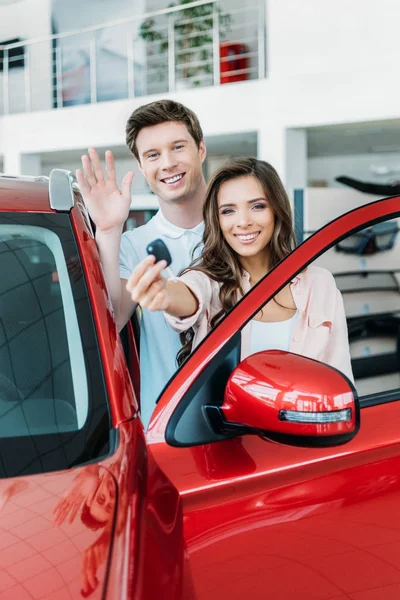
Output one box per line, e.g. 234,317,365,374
0,213,111,477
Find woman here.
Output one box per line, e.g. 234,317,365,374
126,158,353,381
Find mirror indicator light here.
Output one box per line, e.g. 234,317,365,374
279,409,352,424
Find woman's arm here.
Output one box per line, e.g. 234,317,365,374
126,255,198,318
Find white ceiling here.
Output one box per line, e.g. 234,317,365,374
39,131,258,166
40,145,131,165
307,119,400,157
4,123,400,169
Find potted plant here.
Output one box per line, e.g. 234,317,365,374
139,0,231,89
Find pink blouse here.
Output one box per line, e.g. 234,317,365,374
165,265,354,383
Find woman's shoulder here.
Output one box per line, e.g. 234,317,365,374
296,266,339,322
299,265,336,288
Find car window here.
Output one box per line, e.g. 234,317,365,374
0,224,88,431
0,213,112,477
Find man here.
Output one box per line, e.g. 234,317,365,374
76,100,207,428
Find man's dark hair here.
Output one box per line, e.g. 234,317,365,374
126,99,204,161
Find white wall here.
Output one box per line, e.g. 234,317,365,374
52,0,139,31
0,0,52,113
308,153,400,188
0,0,51,42
268,0,400,77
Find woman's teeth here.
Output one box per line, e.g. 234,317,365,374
236,232,260,241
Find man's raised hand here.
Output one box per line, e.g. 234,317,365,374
76,148,134,233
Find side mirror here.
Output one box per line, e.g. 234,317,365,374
205,350,360,447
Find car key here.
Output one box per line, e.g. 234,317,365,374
146,238,174,277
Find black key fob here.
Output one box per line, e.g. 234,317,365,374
146,238,172,267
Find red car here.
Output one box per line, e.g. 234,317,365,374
0,170,399,600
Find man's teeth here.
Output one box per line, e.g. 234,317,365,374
164,174,183,184
237,233,259,241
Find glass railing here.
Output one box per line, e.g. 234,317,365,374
0,0,265,115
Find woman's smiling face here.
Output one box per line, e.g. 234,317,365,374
217,175,275,261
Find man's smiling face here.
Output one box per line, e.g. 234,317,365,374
136,121,206,205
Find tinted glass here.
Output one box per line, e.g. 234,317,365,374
0,213,112,477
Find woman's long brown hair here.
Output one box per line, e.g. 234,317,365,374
177,157,296,366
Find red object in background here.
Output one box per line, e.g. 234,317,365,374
220,42,250,83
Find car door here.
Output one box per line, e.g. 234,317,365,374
147,194,400,600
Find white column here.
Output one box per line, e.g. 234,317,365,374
257,126,307,188
258,126,307,241
257,126,286,181
3,152,42,176
285,128,307,189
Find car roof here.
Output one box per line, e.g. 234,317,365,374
0,171,76,213
0,174,52,212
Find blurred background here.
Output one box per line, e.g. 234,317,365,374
1,0,400,226
2,0,400,426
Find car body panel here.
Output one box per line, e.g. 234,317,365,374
0,466,116,599
150,401,400,599
0,177,53,213
0,418,147,600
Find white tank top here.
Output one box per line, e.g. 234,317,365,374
249,312,298,355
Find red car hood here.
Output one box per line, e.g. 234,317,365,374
0,465,117,600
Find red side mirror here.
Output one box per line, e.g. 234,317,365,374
206,351,359,447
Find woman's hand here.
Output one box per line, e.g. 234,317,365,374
126,255,170,311
127,257,199,318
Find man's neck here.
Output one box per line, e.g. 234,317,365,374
158,179,206,229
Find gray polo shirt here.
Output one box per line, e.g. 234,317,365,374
119,210,204,429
